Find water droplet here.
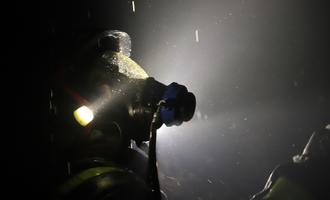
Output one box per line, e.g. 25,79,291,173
325,124,330,130
132,1,136,13
196,110,202,120
293,81,298,87
50,134,54,144
87,10,91,19
195,29,199,42
67,162,71,175
228,122,237,129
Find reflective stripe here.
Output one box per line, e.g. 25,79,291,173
59,166,123,195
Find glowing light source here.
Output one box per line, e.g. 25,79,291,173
73,106,94,126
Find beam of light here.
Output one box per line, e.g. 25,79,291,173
132,1,136,13
195,29,199,42
73,106,94,126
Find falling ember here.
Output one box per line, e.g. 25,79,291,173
195,29,199,42
132,1,136,13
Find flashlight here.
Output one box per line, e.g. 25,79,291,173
73,106,94,126
72,79,196,129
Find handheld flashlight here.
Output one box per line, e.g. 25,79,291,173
73,106,94,127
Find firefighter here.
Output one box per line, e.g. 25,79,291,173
49,30,196,200
251,126,330,200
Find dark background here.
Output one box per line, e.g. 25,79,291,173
13,0,330,199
